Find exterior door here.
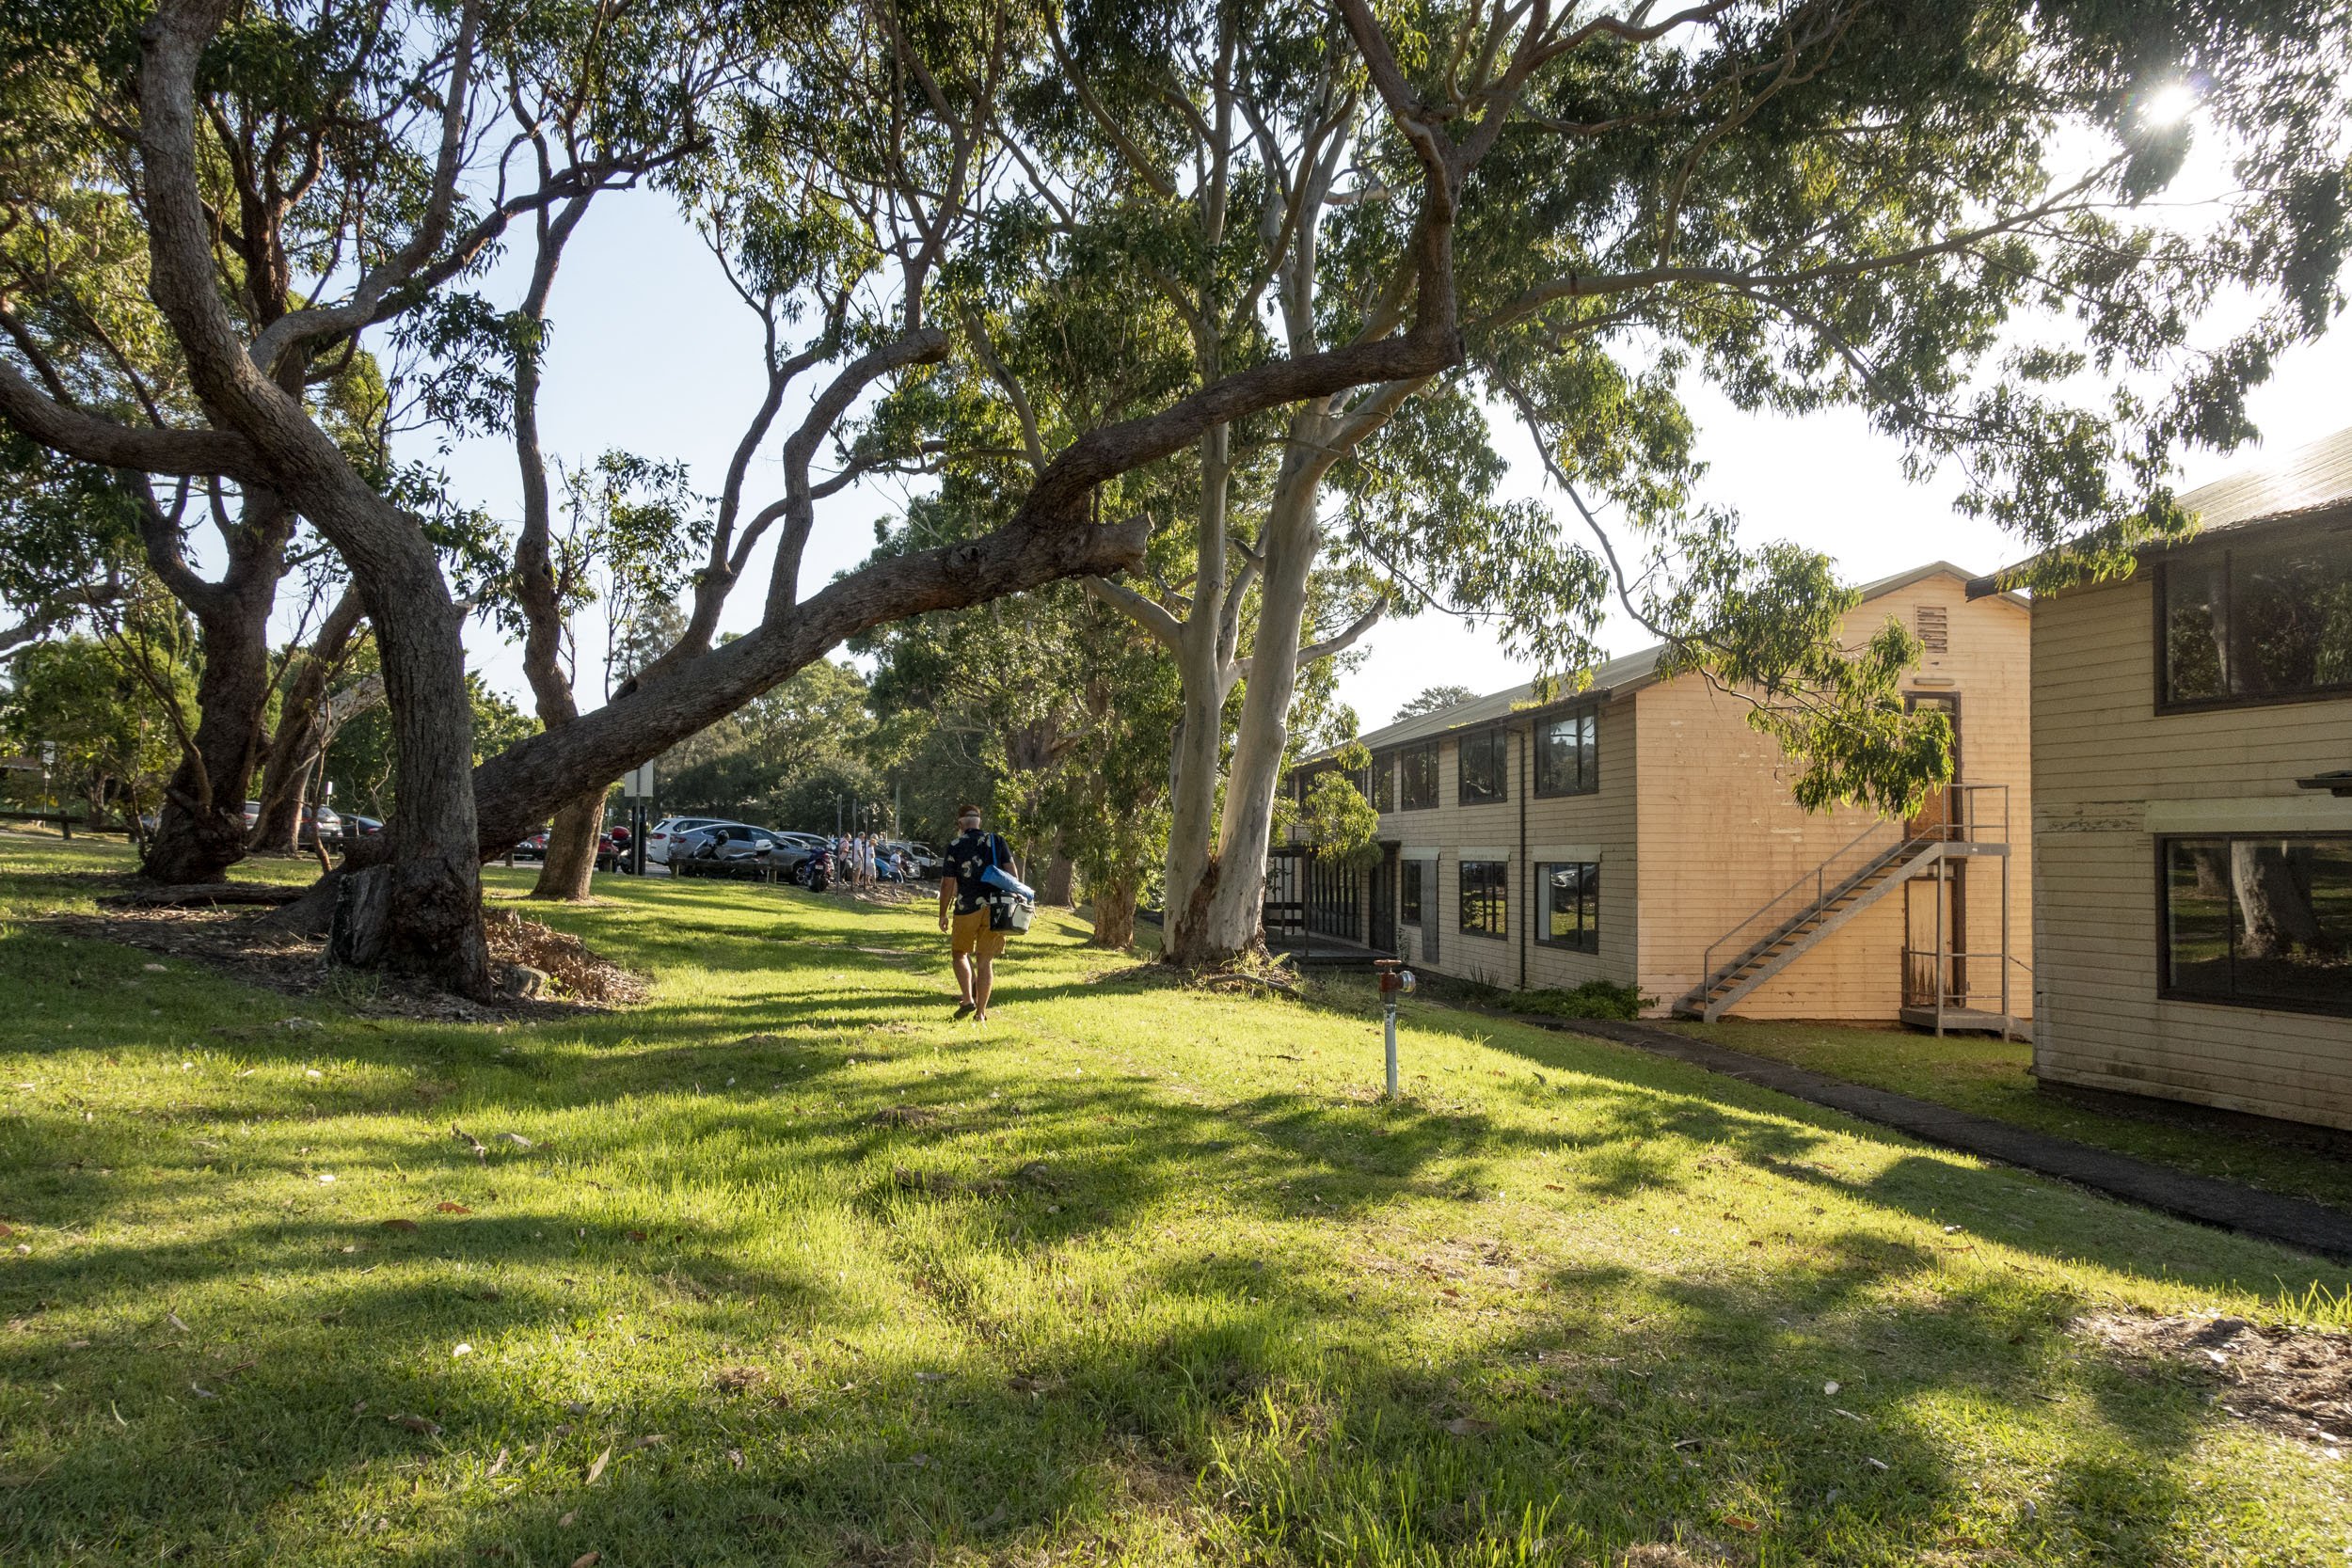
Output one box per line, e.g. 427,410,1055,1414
1367,846,1398,953
1904,692,1962,839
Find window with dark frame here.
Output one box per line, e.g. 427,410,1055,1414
1535,711,1599,797
2160,835,2352,1015
1400,860,1422,926
1458,729,1509,804
1399,744,1439,810
1458,859,1506,938
2160,535,2352,708
1536,861,1599,952
1371,754,1395,812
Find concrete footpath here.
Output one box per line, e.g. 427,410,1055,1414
1521,1014,2352,1262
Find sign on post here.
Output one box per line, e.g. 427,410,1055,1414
622,762,654,799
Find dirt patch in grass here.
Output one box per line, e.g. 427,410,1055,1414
40,903,646,1019
483,907,648,1004
2076,1309,2352,1446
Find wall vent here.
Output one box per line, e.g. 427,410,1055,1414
1915,603,1949,654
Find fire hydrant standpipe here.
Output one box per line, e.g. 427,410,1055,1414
1375,962,1415,1099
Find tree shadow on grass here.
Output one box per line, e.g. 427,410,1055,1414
0,1196,2282,1566
5,863,2344,1561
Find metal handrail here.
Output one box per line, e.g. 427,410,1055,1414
1693,783,2014,1002
1697,818,1906,996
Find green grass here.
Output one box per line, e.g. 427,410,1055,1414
1661,1018,2352,1215
3,834,2348,1566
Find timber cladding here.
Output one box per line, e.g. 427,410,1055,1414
1342,563,2033,1022
2029,535,2352,1132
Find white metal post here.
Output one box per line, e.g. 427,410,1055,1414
1385,998,1399,1099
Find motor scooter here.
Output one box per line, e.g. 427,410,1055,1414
797,846,834,892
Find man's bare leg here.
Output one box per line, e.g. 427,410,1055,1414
952,953,975,1007
973,955,994,1022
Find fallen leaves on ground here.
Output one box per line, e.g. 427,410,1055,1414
2076,1309,2352,1447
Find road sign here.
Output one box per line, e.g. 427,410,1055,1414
622,762,654,799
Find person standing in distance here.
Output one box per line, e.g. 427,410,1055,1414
939,804,1015,1022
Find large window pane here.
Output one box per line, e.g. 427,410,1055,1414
1401,861,1422,926
2164,841,2233,998
1460,731,1508,804
2233,546,2352,697
1371,755,1394,812
2163,836,2352,1014
2160,537,2352,706
1459,860,1506,938
1537,712,1598,796
1537,861,1599,952
2163,559,2227,704
1400,745,1439,810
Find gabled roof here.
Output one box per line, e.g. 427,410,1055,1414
1966,424,2352,597
1327,560,1990,759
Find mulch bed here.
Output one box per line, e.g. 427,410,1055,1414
38,899,648,1021
2075,1309,2352,1449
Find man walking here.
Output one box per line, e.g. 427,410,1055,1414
939,804,1015,1022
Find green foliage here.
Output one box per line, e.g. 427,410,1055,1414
1391,685,1479,724
325,660,540,820
1511,982,1651,1023
762,754,891,839
0,631,186,821
655,658,875,827
1296,743,1382,875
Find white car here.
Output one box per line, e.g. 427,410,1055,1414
644,816,726,867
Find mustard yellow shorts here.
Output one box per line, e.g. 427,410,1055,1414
950,906,1008,958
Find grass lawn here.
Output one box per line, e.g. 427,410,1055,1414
1661,1019,2352,1216
3,834,2348,1566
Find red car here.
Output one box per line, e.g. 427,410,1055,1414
512,828,620,871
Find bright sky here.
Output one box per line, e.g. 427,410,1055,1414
421,135,2352,734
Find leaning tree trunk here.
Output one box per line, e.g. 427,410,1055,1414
254,586,367,853
140,495,295,884
1192,454,1322,959
534,788,605,900
328,576,488,990
142,618,270,881
2232,841,2328,958
509,194,606,902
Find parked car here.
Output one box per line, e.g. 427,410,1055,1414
516,826,624,871
343,815,384,840
235,799,342,847
672,822,779,878
892,840,945,879
644,816,726,867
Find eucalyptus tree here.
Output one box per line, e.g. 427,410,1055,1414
0,0,757,982
7,0,2338,989
937,0,2350,965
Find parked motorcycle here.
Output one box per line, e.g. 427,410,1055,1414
796,846,833,892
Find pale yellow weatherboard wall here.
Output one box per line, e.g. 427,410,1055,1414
1634,569,2034,1019
2030,563,2352,1130
1367,567,2030,1021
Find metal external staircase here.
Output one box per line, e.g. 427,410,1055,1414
1675,830,1951,1023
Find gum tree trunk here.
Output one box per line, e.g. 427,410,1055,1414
253,585,367,853
535,789,605,898
1089,874,1138,949
139,492,295,883
1194,446,1321,956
